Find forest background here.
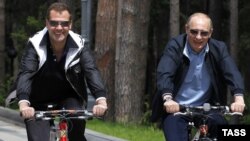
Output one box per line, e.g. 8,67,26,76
0,0,250,125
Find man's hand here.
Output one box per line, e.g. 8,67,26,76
19,102,35,119
231,95,245,113
93,99,107,116
163,100,180,113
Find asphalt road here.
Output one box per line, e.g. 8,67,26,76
0,119,27,141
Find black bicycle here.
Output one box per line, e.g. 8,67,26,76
174,103,243,141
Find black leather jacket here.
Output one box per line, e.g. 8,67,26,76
16,27,106,106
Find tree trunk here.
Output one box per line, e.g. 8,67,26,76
229,0,238,62
208,0,223,40
169,0,180,38
115,0,150,123
94,0,118,121
229,0,240,124
0,0,5,84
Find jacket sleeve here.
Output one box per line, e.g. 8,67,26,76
80,46,107,99
156,38,183,97
16,42,39,102
214,41,245,95
151,35,185,122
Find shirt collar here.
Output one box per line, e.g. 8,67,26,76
183,39,209,58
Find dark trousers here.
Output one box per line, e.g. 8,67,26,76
162,113,228,141
25,98,87,141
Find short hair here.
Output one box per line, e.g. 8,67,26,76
186,12,213,30
46,2,72,21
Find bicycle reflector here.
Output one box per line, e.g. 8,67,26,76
199,124,208,136
59,121,68,141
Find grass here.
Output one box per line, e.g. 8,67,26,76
86,119,165,141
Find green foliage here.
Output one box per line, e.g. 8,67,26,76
140,103,152,125
10,10,45,61
27,16,44,32
240,34,250,49
0,76,15,106
243,94,250,115
10,28,28,61
11,16,44,50
140,94,153,126
11,28,28,49
0,91,4,106
242,114,250,124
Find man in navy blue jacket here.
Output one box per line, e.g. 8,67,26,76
151,12,245,141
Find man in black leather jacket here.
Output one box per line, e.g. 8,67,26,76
151,12,245,141
17,2,107,141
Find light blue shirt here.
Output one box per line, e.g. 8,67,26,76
175,41,211,106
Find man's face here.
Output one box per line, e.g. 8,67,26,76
46,10,72,43
185,16,212,53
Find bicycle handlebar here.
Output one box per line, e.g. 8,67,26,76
174,103,243,116
34,109,94,120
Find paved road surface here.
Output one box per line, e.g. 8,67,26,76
0,119,27,141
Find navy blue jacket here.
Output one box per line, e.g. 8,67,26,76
151,34,244,122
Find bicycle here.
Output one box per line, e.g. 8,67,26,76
34,105,94,141
174,103,243,141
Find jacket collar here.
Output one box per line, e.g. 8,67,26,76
29,27,85,70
